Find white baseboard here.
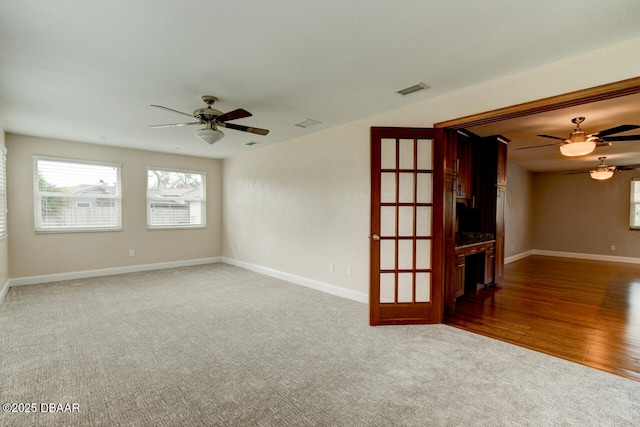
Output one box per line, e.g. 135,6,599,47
504,250,534,265
7,257,222,287
0,279,9,305
221,257,368,304
532,250,640,264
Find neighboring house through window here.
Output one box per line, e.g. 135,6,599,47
147,167,206,229
33,156,122,232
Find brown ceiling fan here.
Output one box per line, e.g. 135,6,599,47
150,95,269,144
565,156,640,180
515,117,640,156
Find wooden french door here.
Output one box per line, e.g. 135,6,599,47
370,127,444,325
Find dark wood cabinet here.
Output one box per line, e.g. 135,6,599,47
445,129,458,176
444,132,507,305
483,244,495,285
453,249,466,299
450,241,495,297
456,132,473,200
444,175,457,306
495,186,506,279
497,139,507,186
492,138,507,279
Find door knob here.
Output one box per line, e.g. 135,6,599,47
372,234,380,241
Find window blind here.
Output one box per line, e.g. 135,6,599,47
146,167,206,228
0,146,7,239
33,156,122,232
631,178,640,230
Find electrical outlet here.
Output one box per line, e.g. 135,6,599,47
129,249,135,257
329,262,334,273
610,245,616,251
346,265,353,276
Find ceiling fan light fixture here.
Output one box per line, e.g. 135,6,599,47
590,169,615,180
588,157,616,180
559,140,596,156
196,127,224,145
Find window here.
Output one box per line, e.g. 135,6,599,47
631,178,640,230
147,167,206,228
34,156,122,232
0,146,6,239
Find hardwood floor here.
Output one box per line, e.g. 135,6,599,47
444,255,640,381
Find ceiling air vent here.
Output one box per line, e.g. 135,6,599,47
295,119,322,128
396,82,430,96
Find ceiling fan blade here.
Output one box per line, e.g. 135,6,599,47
617,164,640,171
592,124,640,138
537,134,565,140
151,104,195,119
216,108,252,123
564,170,589,175
150,122,201,128
217,122,270,136
514,142,562,151
601,134,640,142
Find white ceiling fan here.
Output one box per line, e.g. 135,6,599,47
150,96,270,144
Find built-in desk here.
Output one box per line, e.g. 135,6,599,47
452,240,495,300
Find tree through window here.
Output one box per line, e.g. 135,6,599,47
147,168,206,228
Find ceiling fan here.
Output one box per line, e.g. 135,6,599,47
150,95,269,144
565,156,640,180
515,117,640,156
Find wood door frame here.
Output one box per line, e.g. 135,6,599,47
434,76,640,130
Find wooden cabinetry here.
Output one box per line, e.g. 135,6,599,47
444,175,457,306
476,136,508,280
483,244,495,285
456,132,473,200
490,137,507,279
451,241,495,299
444,132,507,305
453,249,466,299
497,140,507,186
445,129,458,177
495,186,506,279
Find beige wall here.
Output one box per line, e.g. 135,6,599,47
223,124,371,293
505,163,534,258
532,169,640,257
222,37,640,295
7,134,222,278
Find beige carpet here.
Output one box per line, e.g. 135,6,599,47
0,263,639,426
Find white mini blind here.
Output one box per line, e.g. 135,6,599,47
147,167,206,228
34,156,122,232
631,178,640,230
0,146,7,239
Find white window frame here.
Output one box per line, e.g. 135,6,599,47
0,146,7,240
146,167,206,230
33,156,122,233
631,178,640,230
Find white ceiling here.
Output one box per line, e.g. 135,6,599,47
1,0,640,166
